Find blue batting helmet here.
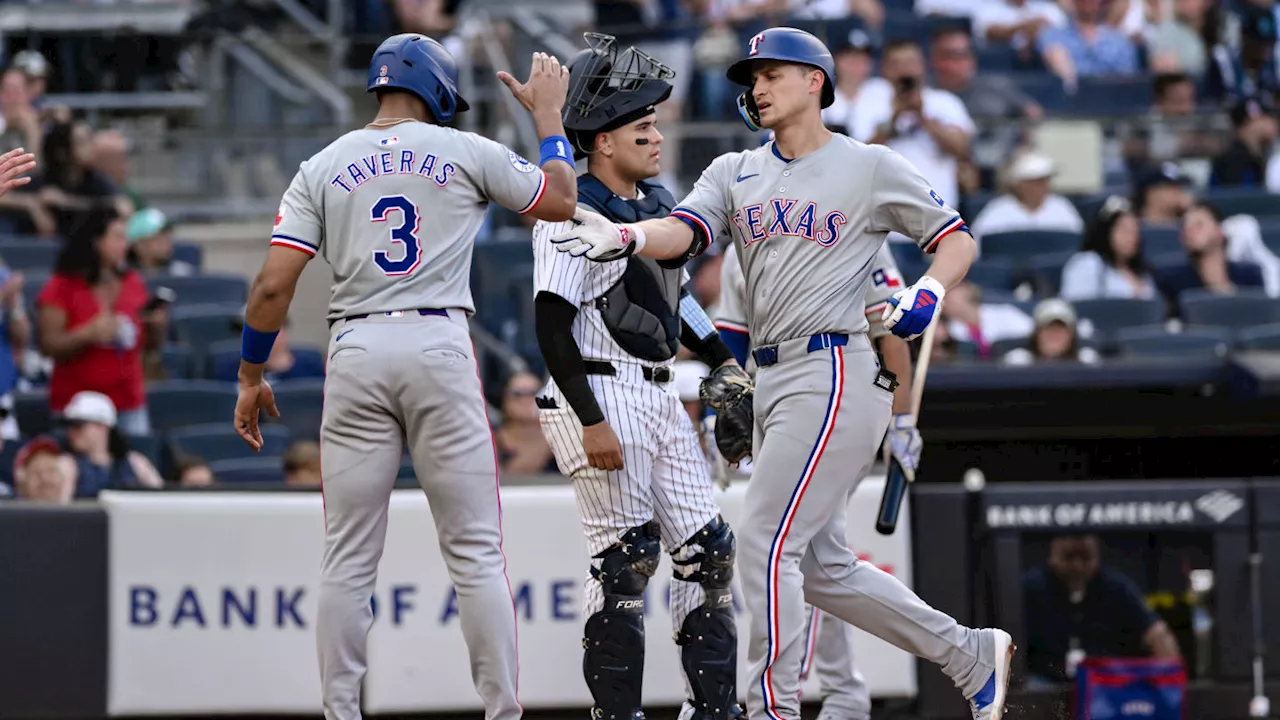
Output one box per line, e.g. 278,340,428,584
368,34,469,124
726,27,835,130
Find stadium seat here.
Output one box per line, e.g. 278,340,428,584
472,235,535,331
209,456,284,484
1011,73,1070,112
398,453,416,480
0,439,18,488
15,389,53,435
125,433,164,468
169,302,243,355
1203,187,1279,218
1237,322,1280,350
205,340,326,382
0,240,58,272
982,230,1082,259
169,422,291,464
1071,298,1167,336
1115,325,1232,358
21,270,48,311
965,258,1016,292
1139,225,1182,256
268,379,325,439
147,274,247,307
1073,77,1154,117
1024,251,1076,295
1180,289,1280,330
888,241,927,283
146,380,239,433
161,344,193,379
171,242,203,270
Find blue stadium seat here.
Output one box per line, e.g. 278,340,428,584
1071,298,1167,336
205,340,326,382
1011,72,1070,112
961,191,994,221
1024,251,1076,295
146,380,239,433
209,456,285,484
965,258,1016,292
169,423,291,464
1115,325,1232,358
1139,225,1182,256
147,274,247,307
268,379,325,440
888,241,927,283
1237,322,1280,350
398,453,416,480
169,302,243,355
1180,289,1280,329
471,234,535,331
0,240,58,272
0,439,18,488
15,389,52,435
171,242,203,270
161,344,193,379
975,46,1016,72
983,230,1082,259
125,433,164,468
22,270,48,311
1073,76,1154,117
1202,187,1280,218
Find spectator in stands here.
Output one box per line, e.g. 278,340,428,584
0,262,29,440
126,208,194,277
0,68,42,163
12,435,73,504
283,440,322,488
1003,298,1100,365
691,14,740,121
1210,96,1278,188
1037,0,1140,92
822,29,876,135
941,280,1035,360
495,370,555,475
35,120,133,238
1205,1,1279,105
391,0,462,36
972,0,1067,62
1121,72,1220,165
140,286,174,385
851,39,974,217
913,0,977,20
1157,200,1265,315
932,26,1043,122
11,51,50,110
90,130,147,212
1132,162,1193,226
1023,534,1181,685
36,209,151,435
1146,0,1211,74
970,152,1084,243
60,390,163,496
174,456,215,488
264,323,325,382
691,252,723,313
1061,195,1158,300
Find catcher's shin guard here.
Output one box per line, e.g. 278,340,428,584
673,517,744,720
584,521,661,720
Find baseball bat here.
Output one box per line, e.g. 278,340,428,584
875,316,938,536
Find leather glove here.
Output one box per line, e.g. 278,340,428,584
548,208,642,262
887,413,923,482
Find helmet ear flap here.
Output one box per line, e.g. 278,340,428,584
737,92,761,132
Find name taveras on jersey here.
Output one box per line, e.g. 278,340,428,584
329,149,456,194
732,199,848,249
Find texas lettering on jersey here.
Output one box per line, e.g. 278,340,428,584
731,199,847,248
329,148,457,194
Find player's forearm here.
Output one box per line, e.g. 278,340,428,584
239,266,301,384
628,217,699,261
535,292,606,426
679,290,737,369
924,231,977,290
876,334,914,415
529,109,578,221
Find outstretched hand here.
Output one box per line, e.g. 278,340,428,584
547,208,639,262
496,52,570,115
0,148,35,198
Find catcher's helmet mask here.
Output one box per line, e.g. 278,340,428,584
726,27,836,131
563,33,676,158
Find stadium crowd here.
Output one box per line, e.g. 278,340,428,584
0,0,1278,499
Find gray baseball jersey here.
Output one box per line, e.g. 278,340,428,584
277,122,539,720
271,124,547,320
671,135,964,347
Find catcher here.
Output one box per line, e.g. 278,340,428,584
530,33,752,720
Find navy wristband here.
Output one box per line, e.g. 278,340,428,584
539,136,574,169
241,325,279,364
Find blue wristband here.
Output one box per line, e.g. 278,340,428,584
241,325,279,364
539,136,574,169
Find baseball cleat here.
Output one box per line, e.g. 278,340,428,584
968,630,1015,720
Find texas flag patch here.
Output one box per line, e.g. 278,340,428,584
379,136,399,146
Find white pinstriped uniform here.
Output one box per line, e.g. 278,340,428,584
531,211,723,705
715,240,905,720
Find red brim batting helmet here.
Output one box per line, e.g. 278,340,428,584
726,27,836,109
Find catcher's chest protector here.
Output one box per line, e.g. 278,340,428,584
578,174,683,362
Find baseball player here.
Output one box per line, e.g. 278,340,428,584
532,33,747,720
232,34,580,720
547,26,1015,720
717,239,922,720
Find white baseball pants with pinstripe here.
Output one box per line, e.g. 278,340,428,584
739,333,995,720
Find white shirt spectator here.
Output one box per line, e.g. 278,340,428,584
851,80,975,215
1222,213,1280,297
947,303,1036,344
914,0,981,18
823,86,865,135
972,0,1068,49
1060,251,1159,300
970,194,1084,240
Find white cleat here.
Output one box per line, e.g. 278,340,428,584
967,629,1016,720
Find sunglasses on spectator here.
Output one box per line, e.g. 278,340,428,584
507,388,539,398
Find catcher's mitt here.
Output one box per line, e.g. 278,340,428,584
699,365,754,464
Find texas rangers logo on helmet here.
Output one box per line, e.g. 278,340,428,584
748,32,766,56
376,64,390,86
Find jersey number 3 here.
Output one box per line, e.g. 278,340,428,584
371,195,421,276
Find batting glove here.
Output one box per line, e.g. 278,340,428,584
548,208,644,262
882,275,945,340
887,413,922,481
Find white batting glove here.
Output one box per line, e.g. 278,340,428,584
881,275,946,341
886,413,922,482
547,208,645,262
